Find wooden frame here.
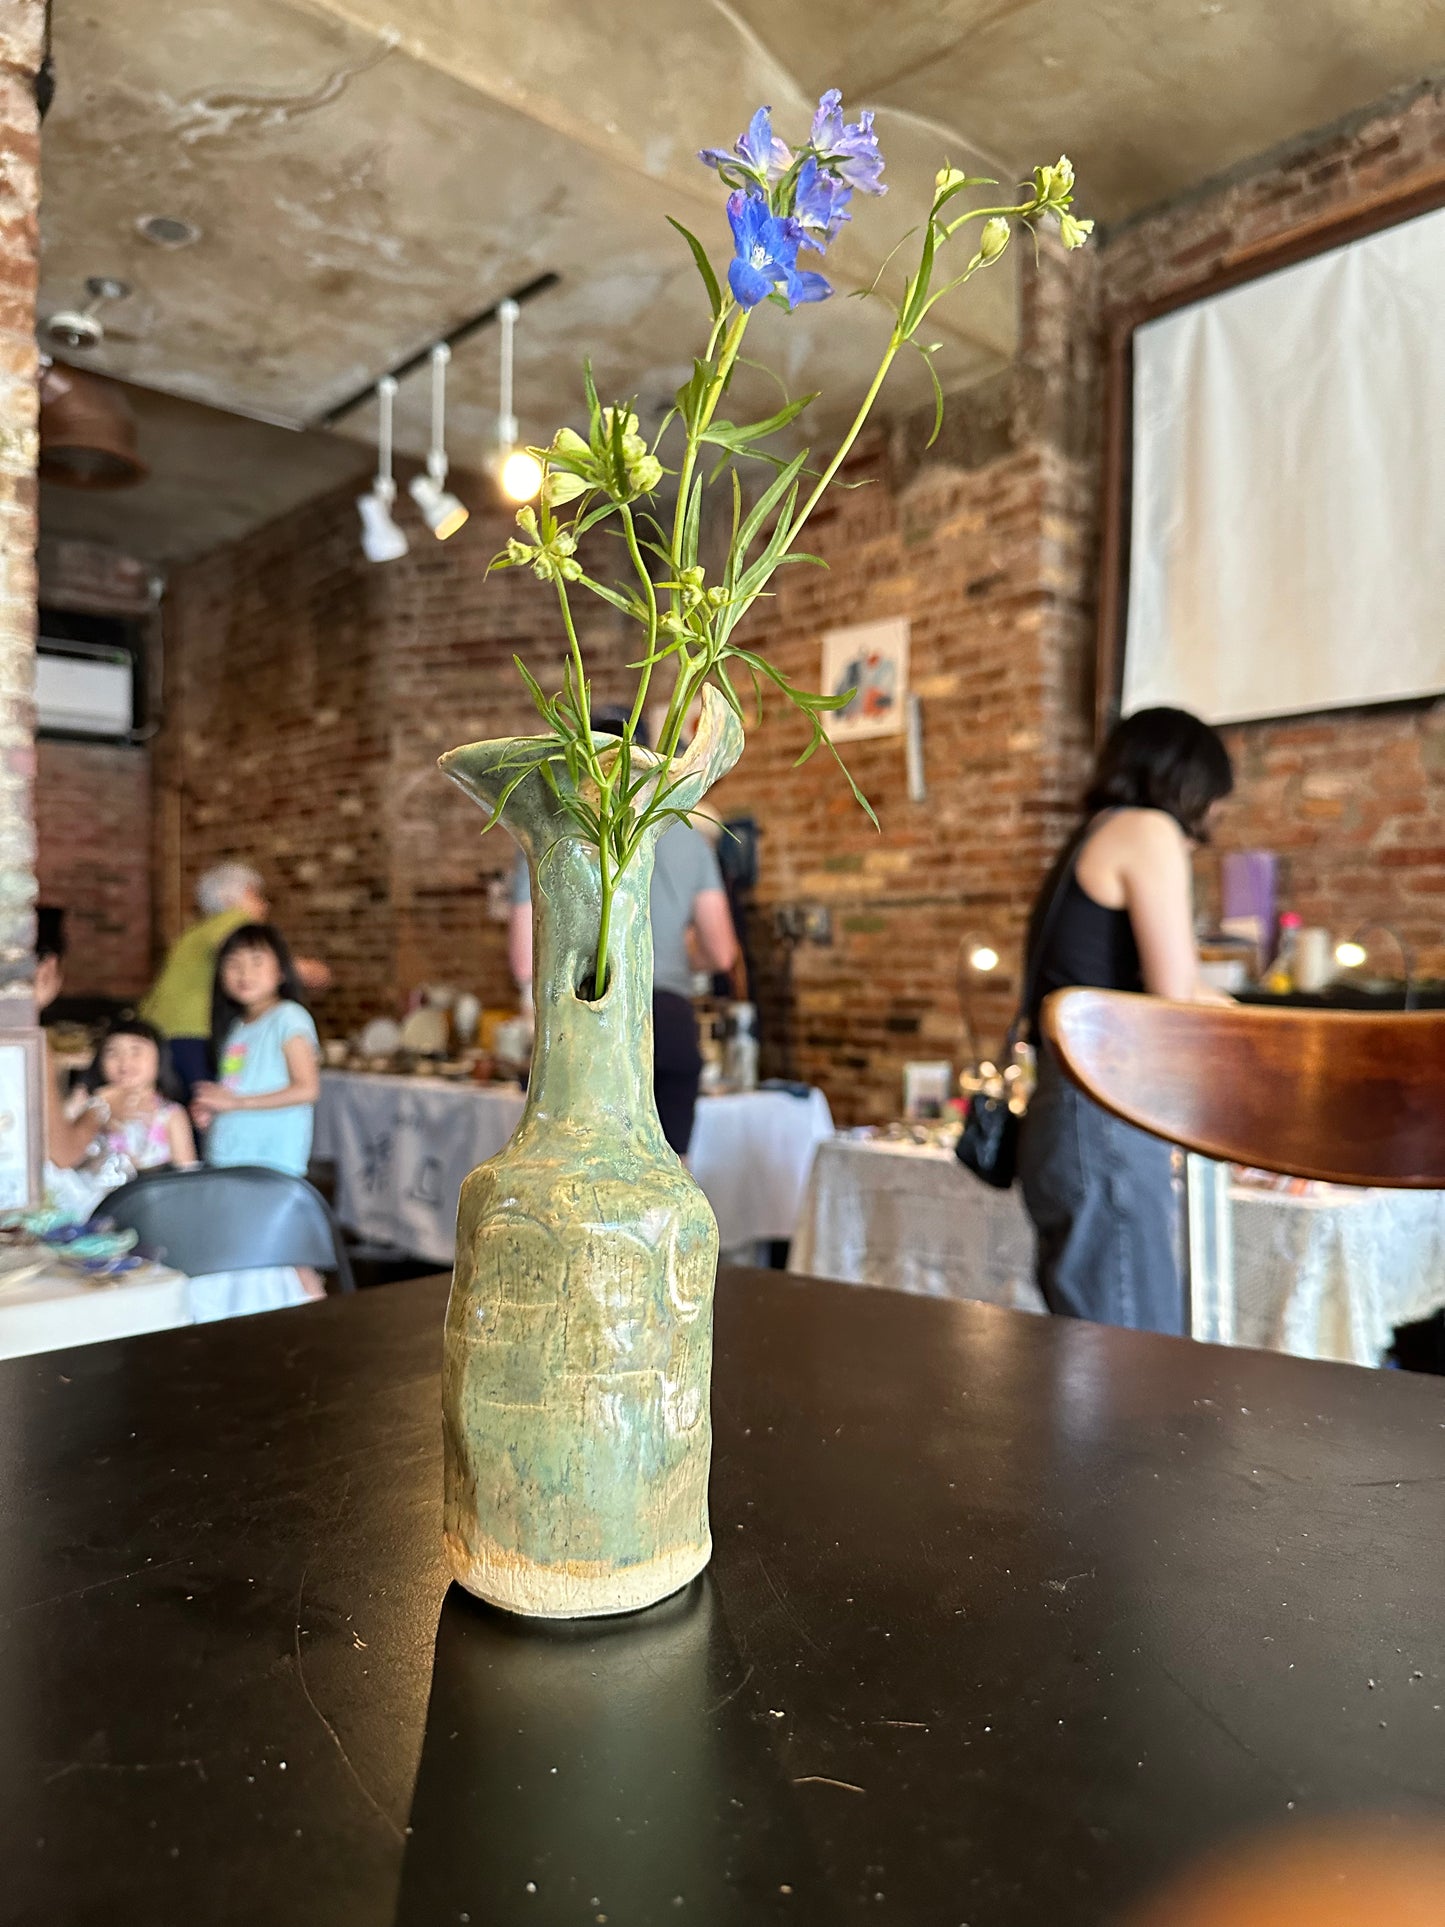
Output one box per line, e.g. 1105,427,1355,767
1095,166,1445,744
0,1029,49,1211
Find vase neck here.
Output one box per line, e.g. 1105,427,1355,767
523,834,663,1144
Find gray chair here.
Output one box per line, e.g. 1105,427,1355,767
91,1165,356,1292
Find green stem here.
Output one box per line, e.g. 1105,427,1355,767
621,504,661,736
594,839,615,998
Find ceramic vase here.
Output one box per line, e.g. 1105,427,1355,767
437,689,743,1617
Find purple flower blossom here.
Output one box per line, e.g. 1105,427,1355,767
792,155,852,248
809,88,886,196
699,104,792,186
726,190,832,311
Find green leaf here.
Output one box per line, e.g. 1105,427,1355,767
512,654,557,726
674,358,716,436
729,449,808,584
899,214,938,339
913,337,946,448
667,215,724,322
680,474,704,569
578,574,645,619
582,359,601,436
700,391,819,452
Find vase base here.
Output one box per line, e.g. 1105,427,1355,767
444,1526,712,1620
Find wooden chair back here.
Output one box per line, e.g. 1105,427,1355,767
1042,989,1445,1188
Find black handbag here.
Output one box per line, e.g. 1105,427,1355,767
956,834,1085,1191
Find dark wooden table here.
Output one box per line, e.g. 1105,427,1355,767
1,1271,1442,1926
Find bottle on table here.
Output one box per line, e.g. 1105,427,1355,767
1263,912,1303,993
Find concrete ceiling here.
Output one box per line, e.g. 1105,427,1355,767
36,0,1445,563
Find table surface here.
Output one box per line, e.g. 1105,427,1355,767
2,1274,1442,1926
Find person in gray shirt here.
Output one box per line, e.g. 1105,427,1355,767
507,714,737,1154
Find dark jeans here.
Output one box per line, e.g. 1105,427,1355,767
168,1036,213,1104
653,989,702,1158
1018,1045,1183,1336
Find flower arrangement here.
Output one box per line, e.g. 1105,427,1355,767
489,92,1090,992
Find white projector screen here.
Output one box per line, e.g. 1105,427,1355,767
1122,204,1445,725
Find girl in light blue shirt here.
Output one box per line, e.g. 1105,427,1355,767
192,924,320,1178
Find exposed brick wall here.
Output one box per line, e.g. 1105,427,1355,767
0,3,42,1014
151,74,1445,1114
710,237,1099,1120
159,471,639,1037
34,538,154,995
35,739,150,996
1099,76,1445,977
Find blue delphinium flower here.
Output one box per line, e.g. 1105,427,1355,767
726,190,831,310
809,88,886,196
699,104,792,186
792,154,852,248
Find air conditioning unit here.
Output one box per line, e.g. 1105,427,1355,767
36,643,135,739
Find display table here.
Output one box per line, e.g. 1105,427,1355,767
0,1248,317,1360
315,1071,833,1261
0,1252,192,1360
790,1135,1445,1364
3,1271,1443,1925
789,1136,1043,1310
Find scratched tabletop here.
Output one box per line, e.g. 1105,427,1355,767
0,1269,1441,1926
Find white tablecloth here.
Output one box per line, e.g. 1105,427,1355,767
0,1255,192,1360
314,1072,834,1263
788,1136,1445,1366
0,1248,316,1360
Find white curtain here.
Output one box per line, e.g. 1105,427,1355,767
1124,204,1445,724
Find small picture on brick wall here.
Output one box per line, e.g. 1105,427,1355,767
821,617,910,741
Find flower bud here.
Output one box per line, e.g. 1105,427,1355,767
934,164,969,193
543,468,588,506
629,454,664,495
550,426,591,459
515,505,539,538
979,216,1010,261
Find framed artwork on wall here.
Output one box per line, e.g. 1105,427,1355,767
821,617,910,742
0,1030,46,1210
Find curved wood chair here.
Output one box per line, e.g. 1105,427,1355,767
1042,989,1445,1187
1042,990,1445,1347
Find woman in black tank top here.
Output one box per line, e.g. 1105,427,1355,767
1017,709,1234,1335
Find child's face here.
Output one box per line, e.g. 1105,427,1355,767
222,943,283,1011
102,1032,159,1091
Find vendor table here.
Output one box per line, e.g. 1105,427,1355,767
790,1135,1445,1364
314,1071,832,1260
1,1270,1441,1924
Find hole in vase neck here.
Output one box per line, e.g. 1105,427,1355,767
571,957,615,1007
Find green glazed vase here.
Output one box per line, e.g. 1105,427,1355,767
437,689,744,1618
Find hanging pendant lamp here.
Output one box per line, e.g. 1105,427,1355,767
38,364,147,490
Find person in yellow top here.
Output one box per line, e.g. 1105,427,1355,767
142,864,329,1095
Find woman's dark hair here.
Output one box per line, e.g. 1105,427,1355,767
84,1017,183,1103
36,905,65,962
210,922,305,1064
1085,706,1234,840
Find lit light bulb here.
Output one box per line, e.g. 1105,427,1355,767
500,447,543,502
969,945,1000,972
1334,941,1367,969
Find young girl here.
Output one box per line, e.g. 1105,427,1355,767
84,1018,197,1174
191,924,321,1177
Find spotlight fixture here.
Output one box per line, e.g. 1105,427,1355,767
968,945,1000,973
495,297,541,502
43,276,130,352
408,342,468,540
356,375,408,564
